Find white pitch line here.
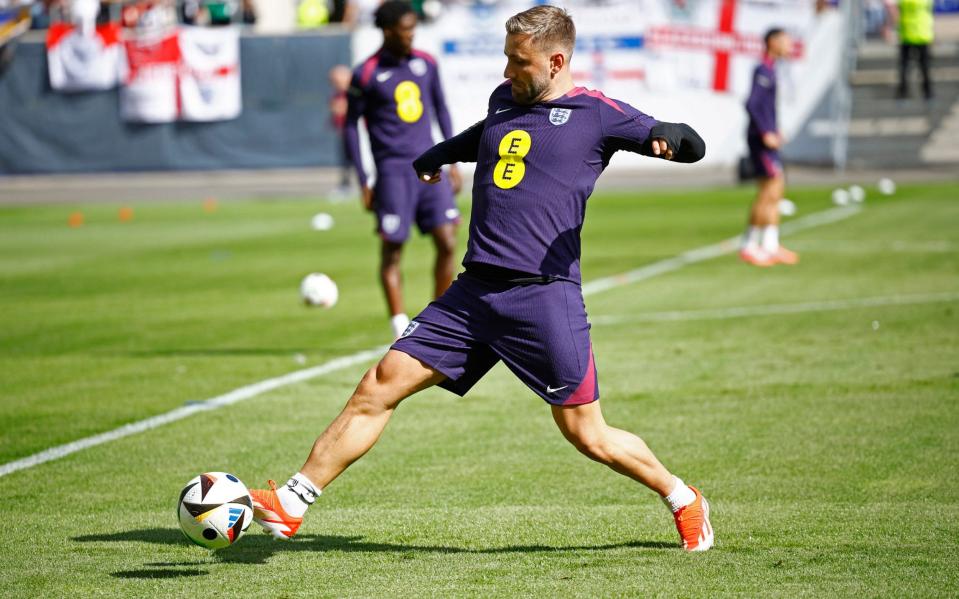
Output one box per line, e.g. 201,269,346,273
0,345,390,478
591,291,959,325
0,204,861,479
582,205,861,296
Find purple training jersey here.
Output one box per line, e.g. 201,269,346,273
344,48,454,186
464,82,657,283
745,57,777,139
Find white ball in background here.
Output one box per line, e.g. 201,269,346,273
778,198,797,216
878,178,896,196
422,0,443,19
300,273,339,308
831,188,851,206
311,213,335,231
848,185,866,203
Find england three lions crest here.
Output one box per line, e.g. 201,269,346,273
549,108,571,126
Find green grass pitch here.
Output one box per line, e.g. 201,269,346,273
1,180,957,597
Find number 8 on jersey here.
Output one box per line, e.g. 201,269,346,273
394,81,423,123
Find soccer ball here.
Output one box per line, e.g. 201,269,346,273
878,177,896,196
177,472,253,550
310,212,334,231
778,198,796,216
300,273,338,308
831,188,850,206
848,185,866,203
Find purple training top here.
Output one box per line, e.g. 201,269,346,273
464,81,657,283
745,57,777,139
344,48,454,187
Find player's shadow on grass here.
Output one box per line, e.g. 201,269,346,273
74,527,675,570
113,568,207,579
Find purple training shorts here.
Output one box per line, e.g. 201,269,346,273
747,137,783,179
374,167,459,244
391,272,599,406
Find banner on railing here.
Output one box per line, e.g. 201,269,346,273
46,22,126,92
121,30,181,122
178,26,242,121
119,26,241,123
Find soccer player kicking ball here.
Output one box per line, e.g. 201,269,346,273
739,28,799,267
344,1,463,339
252,5,714,552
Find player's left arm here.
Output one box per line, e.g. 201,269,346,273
413,119,485,184
641,121,706,163
604,101,706,163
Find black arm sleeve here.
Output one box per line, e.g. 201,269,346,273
640,122,706,164
413,119,486,174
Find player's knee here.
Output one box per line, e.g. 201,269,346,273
433,231,456,257
563,427,613,463
380,243,403,267
436,237,455,257
351,363,403,412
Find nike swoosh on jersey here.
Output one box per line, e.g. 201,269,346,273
546,385,568,394
376,71,393,82
495,107,512,114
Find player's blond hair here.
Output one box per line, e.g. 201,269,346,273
505,5,576,57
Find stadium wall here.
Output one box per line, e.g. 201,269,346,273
0,32,351,174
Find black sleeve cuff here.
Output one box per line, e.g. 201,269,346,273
642,122,706,164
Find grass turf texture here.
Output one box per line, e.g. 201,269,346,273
1,181,957,597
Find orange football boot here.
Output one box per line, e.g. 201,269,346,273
673,485,714,552
738,247,775,267
250,480,303,540
769,246,800,265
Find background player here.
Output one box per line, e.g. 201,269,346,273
344,1,463,338
739,28,799,267
251,6,714,552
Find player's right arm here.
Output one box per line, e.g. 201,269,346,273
412,119,485,184
343,72,374,208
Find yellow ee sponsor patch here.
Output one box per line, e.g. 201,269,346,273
394,80,423,123
493,130,531,189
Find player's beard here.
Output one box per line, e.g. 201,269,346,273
512,70,551,105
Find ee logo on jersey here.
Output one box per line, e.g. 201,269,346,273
394,81,423,123
493,130,531,189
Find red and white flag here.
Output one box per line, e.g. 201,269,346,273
46,22,126,92
178,26,241,122
120,31,180,123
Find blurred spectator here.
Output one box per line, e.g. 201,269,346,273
297,0,328,28
240,0,254,23
864,0,889,37
122,1,177,30
328,63,353,199
0,0,32,73
181,0,254,26
886,0,935,99
342,0,382,27
71,0,99,33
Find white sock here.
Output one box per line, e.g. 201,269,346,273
390,313,410,339
761,225,780,253
662,476,697,513
741,226,761,250
276,472,321,518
